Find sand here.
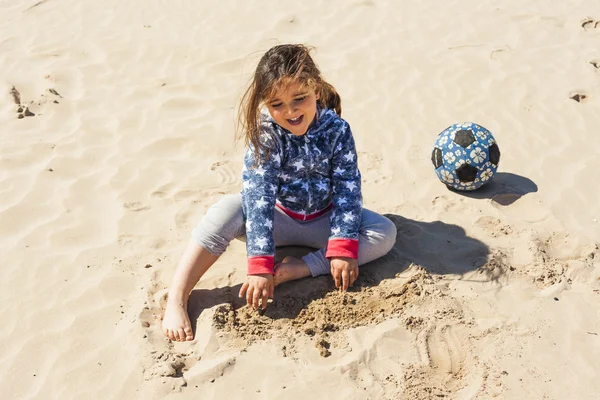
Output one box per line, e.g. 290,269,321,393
1,0,600,399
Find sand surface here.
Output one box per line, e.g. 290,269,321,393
1,0,600,399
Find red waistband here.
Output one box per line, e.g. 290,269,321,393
276,202,333,222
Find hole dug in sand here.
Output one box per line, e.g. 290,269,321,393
213,270,435,357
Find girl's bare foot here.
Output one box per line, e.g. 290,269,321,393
273,256,311,286
162,300,194,341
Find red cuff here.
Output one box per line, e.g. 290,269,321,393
326,239,359,259
247,256,275,275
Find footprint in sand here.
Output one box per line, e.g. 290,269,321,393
10,86,21,104
425,325,465,376
210,160,237,187
474,216,516,238
9,85,61,119
123,201,150,212
582,18,600,31
407,323,468,397
139,280,194,387
10,86,34,119
569,93,589,103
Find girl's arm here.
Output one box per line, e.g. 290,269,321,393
241,132,282,275
327,122,362,260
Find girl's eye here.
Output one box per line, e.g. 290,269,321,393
294,97,306,103
271,103,282,108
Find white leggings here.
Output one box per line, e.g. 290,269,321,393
192,194,397,276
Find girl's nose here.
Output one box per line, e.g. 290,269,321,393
285,103,296,115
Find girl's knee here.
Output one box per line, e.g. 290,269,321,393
362,210,397,243
204,195,244,229
192,194,245,253
359,211,397,259
379,215,397,252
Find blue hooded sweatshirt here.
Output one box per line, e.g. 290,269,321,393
241,107,362,275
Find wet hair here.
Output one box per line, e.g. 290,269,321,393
237,44,341,161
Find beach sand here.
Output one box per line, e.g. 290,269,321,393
1,0,599,398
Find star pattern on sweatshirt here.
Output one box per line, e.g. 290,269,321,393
344,181,357,191
241,107,362,262
255,197,268,208
255,166,266,176
292,160,305,171
255,237,268,249
316,182,329,191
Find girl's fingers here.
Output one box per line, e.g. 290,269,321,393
352,265,359,285
246,286,254,307
239,282,249,298
349,270,355,287
261,288,269,309
333,269,341,289
252,286,261,309
341,269,349,291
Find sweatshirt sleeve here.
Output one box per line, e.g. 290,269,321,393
326,122,362,259
241,132,282,275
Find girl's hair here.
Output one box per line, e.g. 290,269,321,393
237,44,341,160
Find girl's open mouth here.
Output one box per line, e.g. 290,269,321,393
287,115,304,126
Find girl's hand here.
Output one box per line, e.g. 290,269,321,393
330,257,359,291
239,274,274,309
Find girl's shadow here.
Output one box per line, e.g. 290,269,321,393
187,214,491,325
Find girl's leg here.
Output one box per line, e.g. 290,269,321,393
163,194,244,341
275,208,397,283
163,242,219,341
271,209,329,285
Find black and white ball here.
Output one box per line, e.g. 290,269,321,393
431,122,500,191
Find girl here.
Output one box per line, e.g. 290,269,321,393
162,44,397,342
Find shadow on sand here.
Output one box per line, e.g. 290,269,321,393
447,172,538,206
187,214,492,326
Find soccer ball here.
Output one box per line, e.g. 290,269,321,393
431,122,500,191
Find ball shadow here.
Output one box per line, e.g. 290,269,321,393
447,172,537,205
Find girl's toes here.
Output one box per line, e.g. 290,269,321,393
184,327,194,340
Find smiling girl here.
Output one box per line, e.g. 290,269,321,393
162,44,396,342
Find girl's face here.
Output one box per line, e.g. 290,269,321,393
265,82,319,136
